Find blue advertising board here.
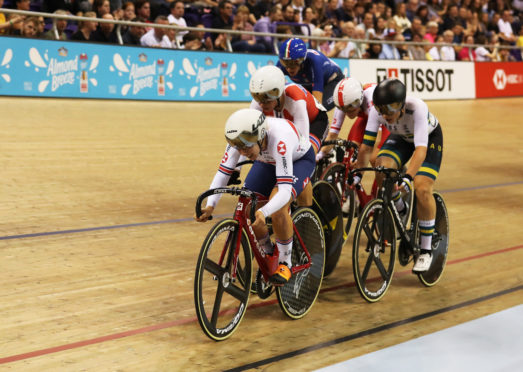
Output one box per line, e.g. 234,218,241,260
0,37,350,101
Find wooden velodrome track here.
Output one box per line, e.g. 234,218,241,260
1,96,522,371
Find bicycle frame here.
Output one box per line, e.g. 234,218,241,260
199,189,313,284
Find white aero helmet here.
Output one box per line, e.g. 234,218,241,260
225,108,268,149
249,65,285,103
333,77,364,110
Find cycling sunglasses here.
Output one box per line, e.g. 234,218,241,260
374,101,404,116
279,58,304,69
251,88,280,104
338,98,362,112
226,132,257,150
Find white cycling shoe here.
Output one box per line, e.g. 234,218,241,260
412,251,432,273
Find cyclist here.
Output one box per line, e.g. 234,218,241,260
250,65,329,156
195,108,315,285
353,79,443,273
317,77,391,200
277,37,344,111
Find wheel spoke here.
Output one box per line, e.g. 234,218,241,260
224,282,249,302
363,222,376,245
210,283,225,327
203,257,223,277
361,250,373,282
373,254,390,280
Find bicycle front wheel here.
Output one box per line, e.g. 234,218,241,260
194,218,252,341
277,207,325,319
352,199,396,302
418,192,449,287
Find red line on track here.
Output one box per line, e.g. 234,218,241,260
1,244,522,365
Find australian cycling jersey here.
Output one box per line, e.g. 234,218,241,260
364,96,439,148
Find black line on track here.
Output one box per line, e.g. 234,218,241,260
224,284,523,372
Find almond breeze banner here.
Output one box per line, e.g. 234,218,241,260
0,37,350,101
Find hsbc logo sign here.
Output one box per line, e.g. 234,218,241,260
492,69,523,90
377,67,454,93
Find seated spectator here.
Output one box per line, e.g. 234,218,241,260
209,0,234,48
406,0,420,22
282,4,303,35
474,33,497,61
328,21,357,58
183,31,206,50
424,21,439,42
396,34,411,60
122,1,136,22
403,16,422,41
363,38,383,59
0,0,24,35
311,0,326,26
416,5,431,25
135,0,152,23
408,32,427,60
254,5,282,54
441,4,459,32
122,16,146,44
498,39,517,61
93,0,111,17
440,29,456,60
43,9,69,40
379,28,400,59
309,27,324,51
20,16,39,38
291,0,305,22
91,13,118,43
140,15,171,47
335,0,355,24
358,11,375,39
168,0,188,46
374,16,387,39
498,9,516,43
426,34,442,60
230,5,266,53
319,23,334,55
71,11,98,40
301,6,317,36
457,34,476,60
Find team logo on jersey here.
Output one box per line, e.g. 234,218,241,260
277,141,287,155
221,152,228,163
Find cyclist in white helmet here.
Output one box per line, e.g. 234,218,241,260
318,77,390,198
195,108,315,285
250,65,329,156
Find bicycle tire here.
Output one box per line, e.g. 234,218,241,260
312,180,344,277
417,192,449,287
194,218,252,341
352,199,396,302
320,162,356,239
276,207,325,319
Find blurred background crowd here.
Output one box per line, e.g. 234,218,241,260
0,0,522,61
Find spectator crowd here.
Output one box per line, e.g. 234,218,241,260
0,0,522,61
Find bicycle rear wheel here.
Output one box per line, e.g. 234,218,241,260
312,180,344,277
277,207,325,319
320,162,356,238
194,218,252,341
417,192,449,286
352,199,396,302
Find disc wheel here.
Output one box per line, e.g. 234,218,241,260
417,192,449,287
276,207,325,319
352,199,396,302
194,219,252,341
312,180,344,277
320,162,356,238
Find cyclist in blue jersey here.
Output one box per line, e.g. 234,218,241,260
277,37,345,111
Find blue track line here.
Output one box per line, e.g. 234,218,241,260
1,181,522,241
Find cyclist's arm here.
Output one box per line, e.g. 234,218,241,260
206,145,241,208
257,143,295,218
355,108,380,169
291,99,310,139
407,100,430,178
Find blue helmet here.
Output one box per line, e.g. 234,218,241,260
279,38,307,61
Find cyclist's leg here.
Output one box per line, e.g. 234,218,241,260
296,147,316,206
308,110,329,155
413,125,443,271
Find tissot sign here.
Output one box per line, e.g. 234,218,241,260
475,62,523,98
350,60,475,100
